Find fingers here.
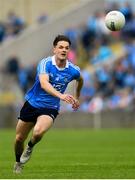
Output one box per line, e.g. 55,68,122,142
64,95,75,104
61,94,80,110
72,100,80,110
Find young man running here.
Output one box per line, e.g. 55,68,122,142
13,35,83,173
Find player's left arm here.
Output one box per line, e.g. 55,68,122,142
72,75,83,110
75,75,83,99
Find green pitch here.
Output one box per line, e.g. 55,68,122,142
0,128,135,179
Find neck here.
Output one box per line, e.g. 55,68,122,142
55,58,66,68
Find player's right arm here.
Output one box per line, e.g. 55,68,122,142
39,73,75,105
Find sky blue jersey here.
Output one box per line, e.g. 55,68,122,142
25,56,80,110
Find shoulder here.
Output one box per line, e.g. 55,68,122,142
68,62,80,72
68,61,81,79
37,56,53,73
39,56,52,66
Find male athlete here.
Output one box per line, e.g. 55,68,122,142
13,35,83,173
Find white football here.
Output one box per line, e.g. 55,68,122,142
105,11,125,31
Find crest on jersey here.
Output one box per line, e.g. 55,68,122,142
64,78,68,82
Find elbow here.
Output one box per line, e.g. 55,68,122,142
40,84,44,89
40,82,46,90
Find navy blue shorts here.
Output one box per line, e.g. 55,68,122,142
18,101,59,123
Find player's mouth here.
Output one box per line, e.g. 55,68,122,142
61,53,66,56
60,53,67,59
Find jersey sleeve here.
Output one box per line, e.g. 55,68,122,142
37,59,50,74
73,66,81,80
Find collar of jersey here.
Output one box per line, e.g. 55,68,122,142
52,56,69,70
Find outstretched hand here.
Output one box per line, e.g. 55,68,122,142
72,99,80,110
60,94,80,110
60,94,76,105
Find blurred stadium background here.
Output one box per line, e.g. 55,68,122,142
0,0,135,128
1,0,135,178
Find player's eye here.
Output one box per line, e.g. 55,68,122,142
65,46,69,50
59,46,63,49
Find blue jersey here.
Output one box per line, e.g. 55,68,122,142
25,56,80,110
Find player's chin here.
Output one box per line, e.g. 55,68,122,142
60,54,67,60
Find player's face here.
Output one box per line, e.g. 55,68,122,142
53,41,70,61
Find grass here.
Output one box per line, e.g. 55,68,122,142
0,128,135,179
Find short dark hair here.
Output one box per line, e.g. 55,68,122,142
53,35,71,47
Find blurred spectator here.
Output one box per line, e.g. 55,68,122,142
95,64,112,94
7,11,26,35
37,12,48,24
26,64,37,88
120,1,133,22
88,94,104,113
64,26,79,50
0,11,27,43
90,38,113,64
6,56,20,75
121,16,135,38
80,26,96,53
123,67,135,90
17,64,36,94
4,23,15,41
107,88,133,109
124,38,135,69
81,68,96,101
87,11,110,38
112,58,126,89
0,22,6,43
17,66,28,94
